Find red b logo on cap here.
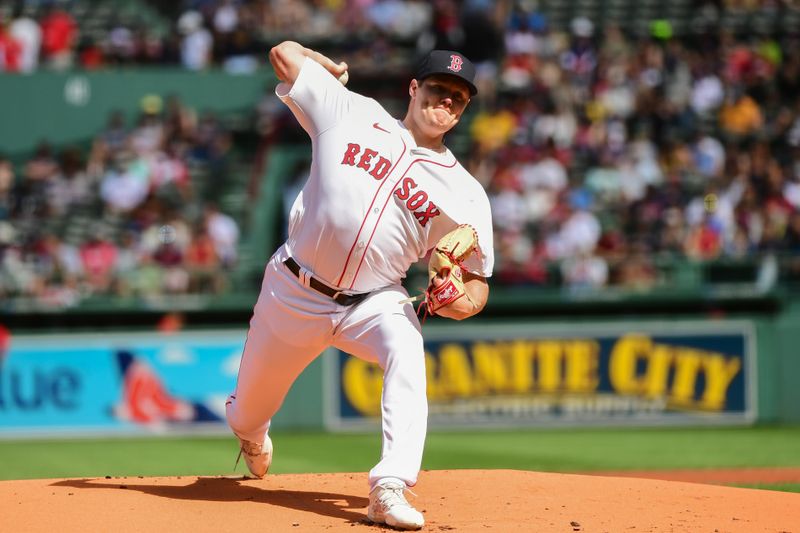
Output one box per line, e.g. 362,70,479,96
448,54,463,72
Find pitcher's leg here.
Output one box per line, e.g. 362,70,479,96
225,314,324,444
334,288,428,488
226,258,333,445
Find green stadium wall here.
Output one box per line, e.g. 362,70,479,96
0,69,273,158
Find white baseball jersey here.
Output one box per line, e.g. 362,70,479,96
275,57,494,293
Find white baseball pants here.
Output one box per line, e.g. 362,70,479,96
225,250,428,488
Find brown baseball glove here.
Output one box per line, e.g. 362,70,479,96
425,224,480,314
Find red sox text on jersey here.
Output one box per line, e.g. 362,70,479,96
341,142,441,227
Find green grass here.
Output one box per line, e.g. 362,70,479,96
426,425,800,472
732,483,800,493
0,425,799,481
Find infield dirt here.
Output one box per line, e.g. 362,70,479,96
1,469,798,532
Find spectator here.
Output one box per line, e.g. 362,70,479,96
100,152,150,213
783,210,800,254
140,212,191,258
488,165,527,234
100,110,130,152
9,5,40,73
33,232,81,307
24,141,58,183
107,17,137,65
130,98,166,155
220,26,258,74
153,240,188,294
546,190,602,260
690,65,726,117
470,101,517,154
0,16,22,72
615,242,658,290
114,230,142,297
719,86,764,137
0,154,13,220
133,254,164,298
163,95,198,143
561,17,597,92
185,223,222,293
691,130,726,179
44,146,92,216
561,251,608,289
203,203,239,268
1,238,38,297
39,4,76,70
151,149,191,204
79,228,118,292
77,36,104,69
212,0,240,37
684,214,723,261
178,10,212,71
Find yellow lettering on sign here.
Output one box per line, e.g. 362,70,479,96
564,340,600,392
438,343,473,397
609,335,649,394
642,344,672,398
700,355,741,410
425,352,439,401
472,342,509,395
341,357,383,416
609,335,742,410
537,341,563,392
671,348,703,406
342,335,743,414
508,340,537,393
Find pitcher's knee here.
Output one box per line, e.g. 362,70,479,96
224,396,241,429
385,357,426,388
225,396,255,434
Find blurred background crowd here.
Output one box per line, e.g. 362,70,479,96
2,0,800,307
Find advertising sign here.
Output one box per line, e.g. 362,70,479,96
327,321,756,429
0,331,245,436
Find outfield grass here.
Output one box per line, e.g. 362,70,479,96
0,425,799,482
734,483,800,493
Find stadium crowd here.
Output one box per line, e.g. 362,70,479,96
0,95,241,305
0,0,436,73
3,0,800,306
466,4,800,289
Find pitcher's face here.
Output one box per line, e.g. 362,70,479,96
408,74,471,137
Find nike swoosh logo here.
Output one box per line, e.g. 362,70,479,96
373,122,390,133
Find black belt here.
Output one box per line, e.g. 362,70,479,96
283,257,369,307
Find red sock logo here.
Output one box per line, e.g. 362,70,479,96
448,55,463,72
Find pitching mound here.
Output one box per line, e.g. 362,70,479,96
2,469,798,532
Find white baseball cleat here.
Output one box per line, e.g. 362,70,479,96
235,435,272,478
367,481,425,530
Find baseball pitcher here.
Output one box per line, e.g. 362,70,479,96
225,42,494,530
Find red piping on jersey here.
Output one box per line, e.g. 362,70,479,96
348,155,458,290
335,136,407,287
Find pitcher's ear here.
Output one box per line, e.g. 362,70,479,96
409,79,419,98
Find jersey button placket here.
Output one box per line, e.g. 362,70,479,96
342,149,400,289
353,205,379,284
351,241,367,284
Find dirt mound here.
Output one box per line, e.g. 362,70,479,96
1,469,798,532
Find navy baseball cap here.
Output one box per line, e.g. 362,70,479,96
414,50,478,96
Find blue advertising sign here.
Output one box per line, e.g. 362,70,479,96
327,321,757,429
0,331,246,436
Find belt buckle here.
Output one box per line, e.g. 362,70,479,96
331,291,343,304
